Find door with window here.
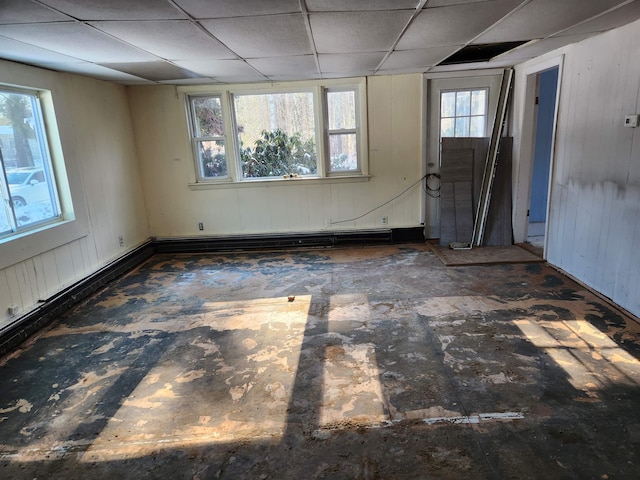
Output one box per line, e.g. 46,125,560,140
424,73,503,239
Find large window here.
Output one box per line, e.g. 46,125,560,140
0,88,61,238
234,91,317,179
440,88,487,138
186,79,365,183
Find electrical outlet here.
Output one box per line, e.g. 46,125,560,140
7,305,19,316
381,216,388,225
198,222,204,231
118,235,124,247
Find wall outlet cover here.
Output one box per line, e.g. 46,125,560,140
624,114,639,128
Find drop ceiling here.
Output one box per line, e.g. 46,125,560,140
0,0,639,85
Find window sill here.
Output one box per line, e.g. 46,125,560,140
188,174,371,190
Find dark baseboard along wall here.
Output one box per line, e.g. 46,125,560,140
0,228,424,355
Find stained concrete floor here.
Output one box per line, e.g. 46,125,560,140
1,244,640,479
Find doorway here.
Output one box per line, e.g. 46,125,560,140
527,66,559,250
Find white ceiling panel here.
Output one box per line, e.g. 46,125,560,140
99,62,202,81
398,0,524,49
248,56,318,77
173,60,267,83
306,0,420,11
492,34,593,62
0,0,73,24
0,23,160,63
91,21,236,61
474,0,629,43
553,1,640,37
318,52,386,74
200,14,312,57
174,0,300,18
379,46,462,71
37,0,186,20
1,0,639,84
38,62,149,82
0,36,84,64
311,11,414,54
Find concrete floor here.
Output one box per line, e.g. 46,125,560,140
1,244,640,479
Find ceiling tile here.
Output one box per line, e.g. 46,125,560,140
311,11,414,54
318,52,386,74
173,59,268,83
474,0,629,43
379,46,462,71
0,23,160,63
0,0,73,24
397,0,523,49
90,21,236,61
425,0,497,6
427,58,515,73
37,0,186,20
492,34,593,62
174,0,300,18
38,61,150,82
0,36,84,64
306,0,420,11
247,55,318,77
200,14,312,57
99,61,202,81
553,1,640,37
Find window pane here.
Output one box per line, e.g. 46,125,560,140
455,116,470,137
455,91,471,116
0,91,60,230
234,92,317,178
470,116,486,137
198,140,227,177
328,91,356,130
440,118,454,137
441,92,455,117
192,96,224,137
471,89,486,116
329,133,358,171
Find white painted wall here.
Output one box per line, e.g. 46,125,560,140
0,60,149,329
128,75,424,237
512,20,640,317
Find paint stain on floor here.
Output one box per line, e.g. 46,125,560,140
1,244,640,479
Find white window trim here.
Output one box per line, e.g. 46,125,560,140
181,77,368,188
324,86,362,176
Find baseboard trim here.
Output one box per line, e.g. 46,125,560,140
0,241,155,356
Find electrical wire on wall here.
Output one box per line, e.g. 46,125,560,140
425,173,441,198
330,174,428,225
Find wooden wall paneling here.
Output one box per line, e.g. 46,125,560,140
440,147,473,245
40,250,61,300
484,137,513,246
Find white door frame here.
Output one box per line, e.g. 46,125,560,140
511,55,564,254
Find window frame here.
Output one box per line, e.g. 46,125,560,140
324,87,361,175
439,87,488,139
187,94,230,182
0,85,63,240
182,78,368,187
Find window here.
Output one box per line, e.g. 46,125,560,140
189,95,228,179
234,91,317,179
440,89,487,138
0,88,61,238
326,89,359,173
185,79,366,184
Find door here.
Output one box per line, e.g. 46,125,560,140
424,72,503,239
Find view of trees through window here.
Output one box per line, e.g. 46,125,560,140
327,90,358,172
234,92,317,178
0,89,60,236
191,96,227,178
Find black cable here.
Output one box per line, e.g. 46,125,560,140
331,174,428,225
